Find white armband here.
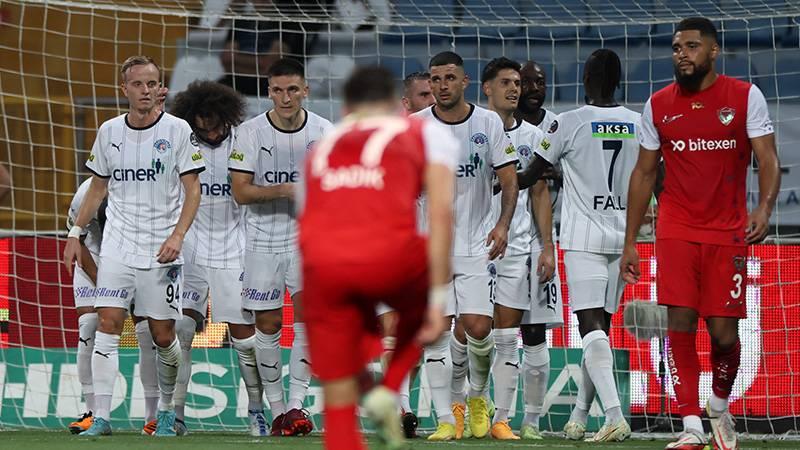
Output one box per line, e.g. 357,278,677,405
429,284,449,308
68,225,83,239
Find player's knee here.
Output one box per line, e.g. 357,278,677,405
256,311,282,334
149,323,177,347
709,330,738,351
576,309,606,338
464,321,492,340
96,309,125,334
521,324,546,346
667,306,698,332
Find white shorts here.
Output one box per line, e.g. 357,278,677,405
492,253,530,311
242,250,301,311
94,258,182,321
376,303,395,317
183,263,254,325
563,250,625,314
522,248,565,328
445,255,494,318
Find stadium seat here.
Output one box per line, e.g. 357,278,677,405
624,56,672,103
776,49,800,100
719,53,756,82
379,56,424,78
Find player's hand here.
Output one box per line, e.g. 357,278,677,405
620,244,641,284
415,304,448,345
156,87,169,112
157,232,183,263
537,243,556,283
63,237,82,276
486,224,509,260
492,181,501,195
745,207,770,244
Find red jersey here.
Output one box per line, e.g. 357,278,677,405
639,75,774,246
299,115,458,265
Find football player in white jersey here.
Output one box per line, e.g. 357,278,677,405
63,56,205,437
229,58,333,436
414,51,519,441
515,49,638,442
169,81,270,436
480,57,561,440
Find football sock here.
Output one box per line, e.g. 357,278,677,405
522,342,550,427
466,331,494,399
491,328,519,424
77,313,98,412
231,334,264,412
256,329,285,416
424,331,454,424
288,323,311,411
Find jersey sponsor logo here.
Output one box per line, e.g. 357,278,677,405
229,151,244,162
320,165,385,191
191,152,203,162
504,143,516,155
691,101,704,110
88,153,95,162
265,170,300,184
200,182,232,196
718,107,736,126
470,132,488,148
670,138,738,152
456,152,483,178
154,139,172,154
189,133,199,147
547,119,559,133
593,195,625,211
591,122,635,139
661,113,684,124
112,164,163,182
152,158,165,174
540,139,551,151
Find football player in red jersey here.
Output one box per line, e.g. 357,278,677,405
621,17,780,450
299,66,456,450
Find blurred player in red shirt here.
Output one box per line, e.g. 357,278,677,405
299,66,458,450
622,17,780,450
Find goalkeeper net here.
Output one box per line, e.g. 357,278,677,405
1,0,799,437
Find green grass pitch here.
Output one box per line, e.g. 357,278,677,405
1,431,797,450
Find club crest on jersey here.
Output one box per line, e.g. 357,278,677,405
166,266,180,282
517,145,532,159
718,107,735,126
154,139,171,154
471,132,488,148
547,119,559,134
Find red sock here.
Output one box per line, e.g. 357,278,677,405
711,339,741,399
383,341,421,392
323,404,365,450
667,330,702,417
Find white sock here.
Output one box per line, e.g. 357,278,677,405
491,328,519,424
399,373,412,413
77,313,98,412
231,334,263,411
156,337,181,411
174,316,196,420
569,355,596,425
424,331,454,424
709,393,728,414
135,320,159,422
288,323,311,411
92,331,120,421
683,415,703,433
582,330,622,423
522,342,550,427
255,329,285,416
449,336,468,404
466,331,494,399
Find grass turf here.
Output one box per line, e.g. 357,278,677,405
1,431,797,449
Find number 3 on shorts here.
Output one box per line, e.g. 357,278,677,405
730,273,743,299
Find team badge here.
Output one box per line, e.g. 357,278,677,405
517,145,531,158
166,266,181,282
733,255,747,272
471,132,488,148
487,262,497,278
547,119,559,134
718,107,735,126
154,139,172,154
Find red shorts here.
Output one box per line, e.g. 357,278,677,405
656,239,748,318
303,254,428,381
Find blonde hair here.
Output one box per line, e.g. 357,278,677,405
120,55,161,82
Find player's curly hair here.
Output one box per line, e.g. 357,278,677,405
584,48,621,101
170,80,246,129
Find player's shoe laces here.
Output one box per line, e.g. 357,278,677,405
665,428,708,450
467,396,490,439
69,411,93,434
270,413,285,436
141,419,157,435
586,419,631,442
364,386,407,450
427,422,456,441
283,408,314,436
174,418,187,436
520,423,544,440
490,420,519,440
79,416,111,436
563,420,586,440
401,411,418,439
451,402,466,439
154,410,177,437
707,404,738,450
248,409,269,437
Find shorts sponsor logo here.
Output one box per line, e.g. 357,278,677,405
182,291,201,302
74,286,95,298
94,287,130,299
670,138,737,152
243,288,282,301
154,139,172,154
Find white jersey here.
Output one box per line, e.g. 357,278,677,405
536,109,558,135
536,109,562,232
86,112,205,269
413,104,517,257
67,178,103,256
229,109,333,254
535,105,640,253
183,131,245,269
491,120,545,255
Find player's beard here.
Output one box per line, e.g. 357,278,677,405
517,91,544,115
674,58,712,92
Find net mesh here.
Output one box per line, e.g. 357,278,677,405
1,0,799,437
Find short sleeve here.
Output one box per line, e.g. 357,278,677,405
422,121,458,171
746,85,774,139
85,127,110,177
175,123,205,175
488,113,518,169
228,127,257,173
534,114,567,164
637,100,661,151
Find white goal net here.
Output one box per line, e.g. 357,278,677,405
1,0,799,438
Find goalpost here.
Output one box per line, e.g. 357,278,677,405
1,0,799,437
